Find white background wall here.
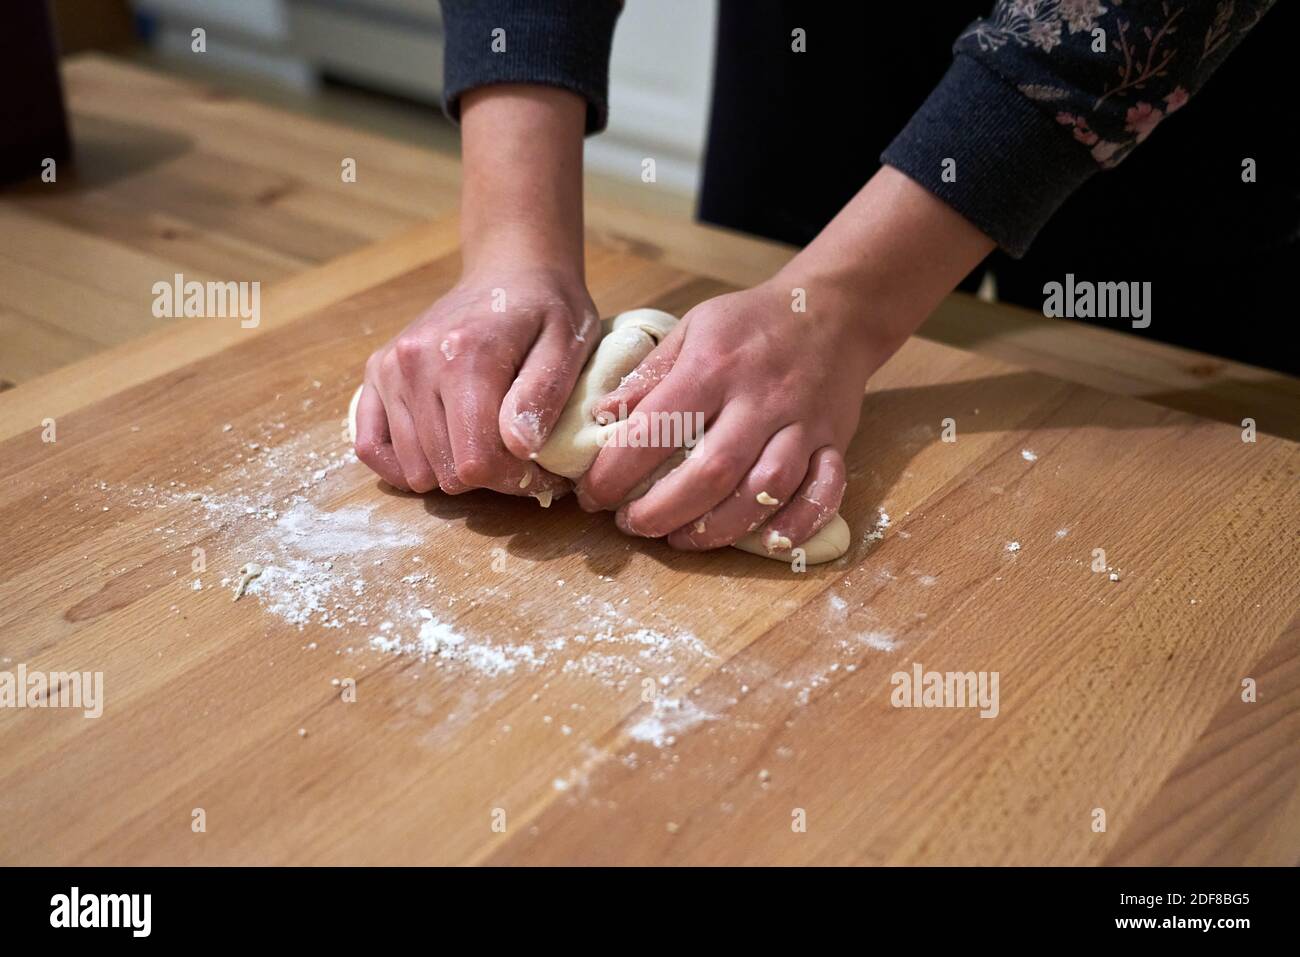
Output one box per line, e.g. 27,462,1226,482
133,0,718,198
590,0,718,196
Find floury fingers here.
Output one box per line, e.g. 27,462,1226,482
0,663,103,718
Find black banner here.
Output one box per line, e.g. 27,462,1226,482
0,866,1282,942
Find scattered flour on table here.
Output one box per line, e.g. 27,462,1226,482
853,630,898,652
862,508,891,546
627,696,718,748
235,500,423,629
272,500,419,558
107,411,912,745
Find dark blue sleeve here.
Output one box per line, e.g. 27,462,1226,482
882,0,1276,256
440,0,624,134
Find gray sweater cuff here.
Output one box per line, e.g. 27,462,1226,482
881,54,1098,258
440,0,622,135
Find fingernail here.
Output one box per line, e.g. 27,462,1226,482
511,410,544,453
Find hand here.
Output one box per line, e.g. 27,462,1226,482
353,83,593,497
354,264,598,497
576,165,996,553
575,277,889,552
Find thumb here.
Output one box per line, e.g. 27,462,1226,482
590,323,684,426
499,314,598,459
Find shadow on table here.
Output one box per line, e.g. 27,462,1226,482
3,114,192,195
384,371,1178,582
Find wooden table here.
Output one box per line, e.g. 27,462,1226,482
1,222,1296,865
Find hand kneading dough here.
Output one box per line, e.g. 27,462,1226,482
346,308,850,564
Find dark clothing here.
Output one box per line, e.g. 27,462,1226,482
440,1,1297,375
440,0,621,133
1,0,71,185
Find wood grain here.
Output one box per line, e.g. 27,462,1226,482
0,54,453,383
1,239,1296,865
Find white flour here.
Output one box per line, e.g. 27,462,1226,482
863,508,891,545
272,501,419,558
854,630,898,652
627,696,718,748
104,408,904,754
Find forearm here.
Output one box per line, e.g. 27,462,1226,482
775,166,995,352
459,84,587,278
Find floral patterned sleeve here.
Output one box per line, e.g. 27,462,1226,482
881,1,1277,256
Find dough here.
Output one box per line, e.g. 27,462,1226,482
534,308,850,564
346,308,851,564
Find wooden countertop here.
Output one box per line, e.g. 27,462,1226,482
0,55,1296,866
1,223,1297,865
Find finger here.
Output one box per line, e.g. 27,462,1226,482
352,382,410,491
384,395,440,493
441,353,572,498
391,331,468,493
589,323,683,427
408,391,470,494
614,403,765,539
667,424,811,551
375,341,438,492
499,309,599,458
576,369,718,512
752,445,847,552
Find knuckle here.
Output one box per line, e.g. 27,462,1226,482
749,463,793,499
517,372,564,407
394,335,426,371
821,454,847,487
378,347,402,381
808,452,847,500
439,326,475,357
693,452,743,492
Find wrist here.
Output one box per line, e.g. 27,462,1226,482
769,253,918,360
460,221,584,286
774,166,996,350
460,85,587,282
